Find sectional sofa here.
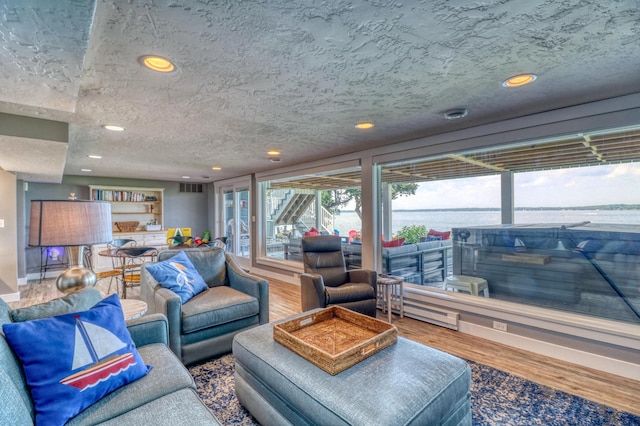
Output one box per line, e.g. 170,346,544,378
0,289,221,425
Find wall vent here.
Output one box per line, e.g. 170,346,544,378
180,183,203,193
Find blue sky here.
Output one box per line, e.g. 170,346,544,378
391,162,640,209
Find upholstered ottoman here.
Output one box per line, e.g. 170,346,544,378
232,313,471,426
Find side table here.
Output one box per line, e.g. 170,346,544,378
120,299,148,320
377,274,404,323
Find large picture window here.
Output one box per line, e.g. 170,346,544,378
258,165,361,265
377,126,640,325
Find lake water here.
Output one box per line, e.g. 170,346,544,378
333,209,640,236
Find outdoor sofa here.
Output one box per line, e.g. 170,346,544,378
285,237,452,285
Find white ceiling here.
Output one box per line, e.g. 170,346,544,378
0,0,639,183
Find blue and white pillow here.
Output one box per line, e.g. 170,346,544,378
2,294,151,426
145,250,208,303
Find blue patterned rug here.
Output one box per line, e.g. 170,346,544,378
189,355,640,425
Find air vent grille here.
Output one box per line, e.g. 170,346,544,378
179,183,203,193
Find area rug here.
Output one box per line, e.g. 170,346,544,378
189,355,640,425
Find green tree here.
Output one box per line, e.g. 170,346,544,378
396,224,427,244
321,183,418,219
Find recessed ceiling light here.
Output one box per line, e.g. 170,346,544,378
139,55,176,73
103,124,125,131
267,150,280,156
88,155,102,159
444,109,469,120
182,176,191,179
81,169,92,172
355,122,375,130
211,166,222,171
502,74,537,88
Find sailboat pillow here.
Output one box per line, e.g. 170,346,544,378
2,294,151,426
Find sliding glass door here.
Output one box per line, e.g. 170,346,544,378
218,181,251,267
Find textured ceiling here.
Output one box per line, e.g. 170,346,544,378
0,0,639,183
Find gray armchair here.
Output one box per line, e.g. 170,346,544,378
300,235,377,317
140,247,269,364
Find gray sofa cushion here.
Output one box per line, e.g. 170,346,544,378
9,288,102,322
67,344,195,425
0,340,32,416
0,369,33,426
382,244,418,257
181,286,259,334
97,388,221,426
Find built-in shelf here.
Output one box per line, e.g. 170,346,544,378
89,185,164,232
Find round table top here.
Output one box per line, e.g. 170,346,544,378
99,247,158,258
377,274,403,285
120,298,148,320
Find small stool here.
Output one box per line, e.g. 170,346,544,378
445,275,489,297
377,274,404,322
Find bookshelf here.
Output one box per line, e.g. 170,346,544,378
89,185,164,232
88,185,166,273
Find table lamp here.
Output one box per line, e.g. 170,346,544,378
29,200,113,294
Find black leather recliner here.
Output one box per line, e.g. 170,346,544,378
300,235,377,317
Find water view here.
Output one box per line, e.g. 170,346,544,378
333,209,640,236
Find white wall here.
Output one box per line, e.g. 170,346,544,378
0,169,19,301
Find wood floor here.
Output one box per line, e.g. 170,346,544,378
9,275,640,417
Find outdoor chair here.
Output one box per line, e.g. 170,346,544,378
300,235,377,317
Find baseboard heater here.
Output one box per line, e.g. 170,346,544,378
404,304,460,330
400,286,460,329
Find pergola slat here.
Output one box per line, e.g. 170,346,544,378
268,128,640,189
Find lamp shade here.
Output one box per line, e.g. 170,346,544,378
29,200,113,247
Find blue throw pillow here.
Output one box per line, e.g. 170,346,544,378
2,294,151,426
145,250,208,303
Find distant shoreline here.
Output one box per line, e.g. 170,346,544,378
387,204,640,213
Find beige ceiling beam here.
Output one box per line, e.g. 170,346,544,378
0,113,68,142
0,113,69,183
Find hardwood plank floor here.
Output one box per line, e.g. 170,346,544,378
9,275,640,417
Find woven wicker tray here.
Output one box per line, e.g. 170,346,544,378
115,221,139,232
273,306,397,375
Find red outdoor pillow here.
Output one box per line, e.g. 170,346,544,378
304,227,319,237
382,238,405,248
428,229,451,240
